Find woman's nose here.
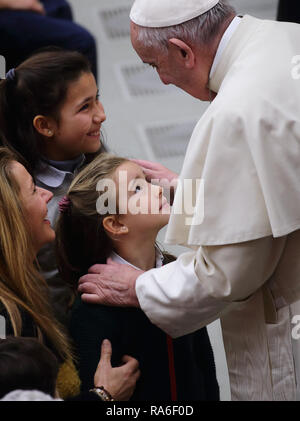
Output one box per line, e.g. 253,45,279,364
40,187,53,203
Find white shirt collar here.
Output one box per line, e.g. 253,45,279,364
35,155,85,188
209,16,242,79
110,247,164,270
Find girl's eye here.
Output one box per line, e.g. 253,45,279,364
79,103,89,112
135,185,142,193
33,186,37,194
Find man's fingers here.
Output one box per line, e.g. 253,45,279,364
78,281,99,294
131,159,158,169
78,273,100,284
88,264,106,274
106,257,119,266
81,293,104,304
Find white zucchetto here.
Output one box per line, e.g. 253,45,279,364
130,0,220,28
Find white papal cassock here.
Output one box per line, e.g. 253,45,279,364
136,15,300,400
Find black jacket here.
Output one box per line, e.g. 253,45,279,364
70,296,219,401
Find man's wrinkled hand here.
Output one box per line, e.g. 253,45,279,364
131,159,178,188
78,258,142,307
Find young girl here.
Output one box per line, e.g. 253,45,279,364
0,50,106,324
56,152,219,401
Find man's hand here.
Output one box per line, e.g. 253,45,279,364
78,258,142,307
94,339,140,401
131,159,178,188
0,0,45,14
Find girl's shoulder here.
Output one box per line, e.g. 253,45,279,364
70,295,125,325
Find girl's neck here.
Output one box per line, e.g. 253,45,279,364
113,235,157,271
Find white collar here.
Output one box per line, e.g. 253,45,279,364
110,247,164,270
35,156,85,188
209,16,242,79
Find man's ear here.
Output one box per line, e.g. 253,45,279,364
33,115,56,138
103,215,129,236
168,38,195,69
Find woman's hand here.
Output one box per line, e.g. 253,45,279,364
94,339,140,401
0,0,45,14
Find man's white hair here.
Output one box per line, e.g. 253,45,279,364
134,0,236,52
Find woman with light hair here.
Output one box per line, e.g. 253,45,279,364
0,147,139,401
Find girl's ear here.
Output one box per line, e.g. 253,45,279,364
33,115,56,138
103,215,129,236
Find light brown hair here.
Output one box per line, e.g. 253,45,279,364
0,147,71,361
56,153,128,289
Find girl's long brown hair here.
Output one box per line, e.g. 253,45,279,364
56,153,128,290
0,147,72,361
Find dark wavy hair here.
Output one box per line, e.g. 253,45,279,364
0,49,92,172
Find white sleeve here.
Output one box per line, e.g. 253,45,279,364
136,236,286,337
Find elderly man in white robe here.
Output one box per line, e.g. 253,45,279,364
78,0,300,401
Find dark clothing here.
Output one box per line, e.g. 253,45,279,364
277,0,300,24
70,297,219,401
0,0,97,78
0,302,37,338
0,302,60,362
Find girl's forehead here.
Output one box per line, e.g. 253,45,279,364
65,72,97,102
115,161,144,181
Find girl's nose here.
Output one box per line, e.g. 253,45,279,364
94,101,106,124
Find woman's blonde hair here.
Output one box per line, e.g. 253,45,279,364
0,147,71,361
56,153,128,289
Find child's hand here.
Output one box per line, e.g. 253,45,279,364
78,258,142,307
94,339,140,401
0,0,45,14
